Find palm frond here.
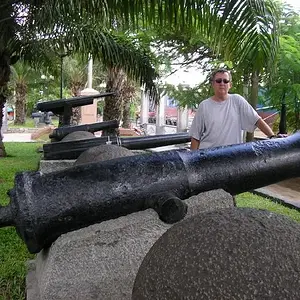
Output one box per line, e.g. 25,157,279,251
27,0,278,62
214,0,279,71
20,23,159,99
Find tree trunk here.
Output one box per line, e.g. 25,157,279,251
103,67,126,136
71,81,83,125
121,80,136,128
14,82,27,125
246,70,259,142
0,52,11,157
122,98,131,128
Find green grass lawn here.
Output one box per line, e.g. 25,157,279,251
8,118,36,128
0,143,41,300
0,142,299,299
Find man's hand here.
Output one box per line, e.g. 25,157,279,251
270,133,288,139
276,133,288,138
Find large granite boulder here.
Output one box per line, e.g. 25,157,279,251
74,144,136,166
132,208,300,300
61,131,95,142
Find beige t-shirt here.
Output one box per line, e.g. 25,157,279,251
189,94,260,149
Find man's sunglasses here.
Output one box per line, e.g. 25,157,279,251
215,79,230,84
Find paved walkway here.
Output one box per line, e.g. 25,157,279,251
255,178,300,209
3,132,33,142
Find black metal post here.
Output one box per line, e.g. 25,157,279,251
279,92,287,134
295,98,300,131
60,55,63,100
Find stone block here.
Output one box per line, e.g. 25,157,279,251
26,189,234,300
39,159,76,174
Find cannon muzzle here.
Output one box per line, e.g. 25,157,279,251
3,133,300,253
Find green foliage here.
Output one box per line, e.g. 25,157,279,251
8,118,36,128
97,101,104,116
5,0,279,100
0,143,41,299
264,9,300,132
161,64,245,109
27,86,71,116
163,83,209,108
22,24,160,98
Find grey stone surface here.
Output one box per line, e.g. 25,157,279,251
26,260,39,300
74,144,136,166
132,208,300,300
39,159,76,174
61,131,95,142
27,190,234,300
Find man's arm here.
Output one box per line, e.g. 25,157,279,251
255,118,275,138
190,137,200,150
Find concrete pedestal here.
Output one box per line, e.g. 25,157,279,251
80,88,100,124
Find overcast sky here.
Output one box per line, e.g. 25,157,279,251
285,0,300,10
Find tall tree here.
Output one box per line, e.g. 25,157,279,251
10,61,39,124
121,79,137,128
103,67,126,135
62,56,88,125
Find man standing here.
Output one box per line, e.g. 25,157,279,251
190,69,276,150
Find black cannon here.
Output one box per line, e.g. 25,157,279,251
2,133,300,253
49,120,119,142
43,132,191,160
36,92,114,126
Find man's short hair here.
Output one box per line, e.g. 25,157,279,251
210,69,232,83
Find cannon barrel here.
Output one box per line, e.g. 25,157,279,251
36,92,114,114
3,133,300,253
36,92,115,126
43,133,191,160
49,120,119,141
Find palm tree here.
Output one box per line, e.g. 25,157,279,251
121,79,137,128
0,0,279,156
103,67,126,135
10,61,38,125
62,56,88,125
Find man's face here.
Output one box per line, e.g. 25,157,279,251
212,72,232,96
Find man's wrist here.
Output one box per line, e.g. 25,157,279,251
269,134,276,139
